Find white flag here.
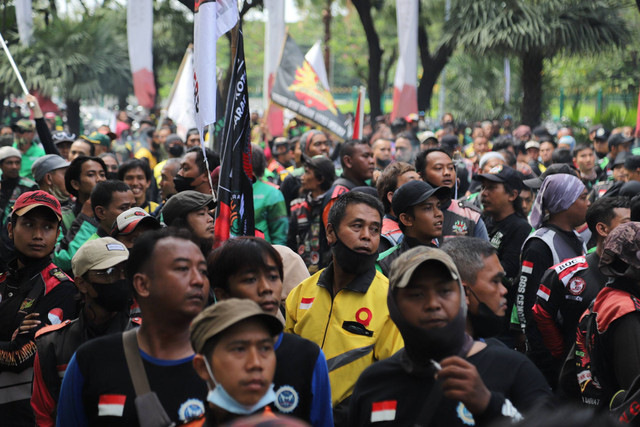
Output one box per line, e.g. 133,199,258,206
15,0,33,46
167,47,197,140
263,0,285,136
193,0,238,144
127,0,155,109
305,40,330,91
391,0,418,121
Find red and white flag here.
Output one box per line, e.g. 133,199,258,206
521,261,533,275
299,297,315,310
371,400,397,422
193,0,238,145
390,0,418,121
127,0,155,109
352,86,366,140
305,40,330,91
48,308,63,325
536,284,551,302
166,46,197,140
263,0,285,137
98,394,126,417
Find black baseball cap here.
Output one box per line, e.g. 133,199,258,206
614,152,631,167
594,127,610,141
303,155,335,184
523,163,578,190
476,165,523,191
608,132,633,147
392,180,450,215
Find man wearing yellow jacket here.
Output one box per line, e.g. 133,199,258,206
285,191,404,427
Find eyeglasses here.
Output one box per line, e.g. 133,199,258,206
87,266,125,282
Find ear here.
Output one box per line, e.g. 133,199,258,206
399,212,413,228
595,221,609,239
507,189,518,203
74,276,90,296
70,179,80,192
462,283,471,306
7,221,12,240
132,272,151,299
386,191,394,206
44,173,54,187
95,206,106,222
326,222,337,245
192,354,214,387
213,287,228,302
342,154,353,169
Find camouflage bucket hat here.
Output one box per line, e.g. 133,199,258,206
600,222,640,278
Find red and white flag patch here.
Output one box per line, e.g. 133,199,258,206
371,400,397,422
521,261,533,275
98,394,126,417
48,308,63,325
299,297,315,310
536,284,551,302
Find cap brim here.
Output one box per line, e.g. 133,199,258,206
114,216,161,236
196,312,283,353
392,254,458,290
476,173,505,184
523,177,542,190
14,204,62,221
83,254,129,275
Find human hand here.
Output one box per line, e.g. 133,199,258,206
11,313,41,340
437,356,491,415
26,94,42,119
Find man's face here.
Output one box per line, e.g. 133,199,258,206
209,319,276,406
574,148,595,172
186,133,201,149
466,254,507,316
275,146,292,164
99,190,135,231
604,208,631,237
394,137,414,163
72,160,106,199
327,203,381,255
8,208,60,259
346,144,375,181
424,152,455,188
301,167,322,193
157,128,171,147
69,140,92,161
160,162,179,199
397,171,421,188
102,156,119,175
614,165,629,182
217,255,283,316
49,168,69,197
565,189,590,227
480,181,515,218
179,152,204,182
400,196,444,242
593,139,608,156
480,157,505,174
15,129,35,147
1,156,21,179
144,237,209,320
520,189,534,216
372,139,392,163
526,148,539,162
307,134,329,157
56,142,72,160
539,142,554,163
473,137,489,157
626,167,640,183
123,167,150,205
395,261,461,330
186,207,215,241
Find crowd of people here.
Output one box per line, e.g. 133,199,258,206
1,95,640,427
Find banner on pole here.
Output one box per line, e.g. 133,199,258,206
263,0,285,137
391,0,418,121
127,0,155,109
166,46,197,140
271,34,349,140
352,86,365,140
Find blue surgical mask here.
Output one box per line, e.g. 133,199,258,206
203,358,276,415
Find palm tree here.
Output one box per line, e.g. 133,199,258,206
0,11,131,134
442,0,630,126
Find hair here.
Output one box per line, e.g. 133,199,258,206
75,138,95,156
339,139,369,168
552,148,573,166
99,152,118,165
415,148,451,180
396,131,419,147
327,191,383,230
64,156,107,197
498,149,517,167
125,227,198,294
251,143,267,178
492,137,514,152
625,155,640,171
163,157,182,171
441,237,497,285
307,162,335,192
585,196,630,235
186,128,200,139
90,180,131,216
117,158,152,181
376,162,415,214
207,237,283,293
572,143,593,157
631,193,640,221
187,146,220,175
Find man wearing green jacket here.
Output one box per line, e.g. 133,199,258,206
12,118,45,181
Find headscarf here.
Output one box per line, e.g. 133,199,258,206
530,173,585,229
299,130,324,155
478,151,505,170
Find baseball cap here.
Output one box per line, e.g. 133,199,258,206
523,163,578,190
389,246,461,290
0,146,22,162
165,134,183,146
594,127,610,141
557,135,576,150
477,165,523,191
161,190,216,226
273,137,289,149
608,132,633,147
71,237,129,277
12,119,34,133
81,131,111,148
405,113,419,123
190,299,283,354
600,222,640,278
111,207,161,236
303,155,335,183
524,140,540,150
31,154,70,182
392,180,450,216
52,131,76,145
12,190,62,221
616,152,632,168
440,134,460,150
417,131,438,145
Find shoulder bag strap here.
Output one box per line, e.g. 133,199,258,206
122,329,151,396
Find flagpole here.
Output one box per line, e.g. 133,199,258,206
0,31,34,107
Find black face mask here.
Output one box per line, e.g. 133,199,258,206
376,158,391,169
106,172,119,181
388,288,471,365
168,144,184,157
466,287,505,338
331,236,377,275
173,175,195,193
92,279,131,312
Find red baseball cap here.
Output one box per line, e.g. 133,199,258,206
12,190,62,221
